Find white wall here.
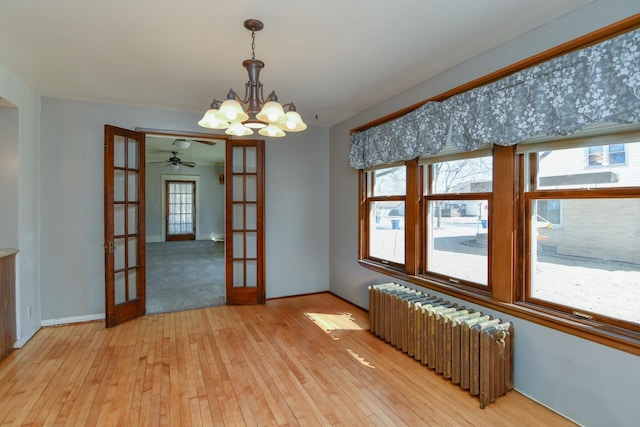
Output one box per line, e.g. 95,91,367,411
0,64,42,346
265,126,330,298
145,163,224,241
40,97,330,320
0,106,19,248
329,1,640,426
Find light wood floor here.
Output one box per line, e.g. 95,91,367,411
0,293,574,426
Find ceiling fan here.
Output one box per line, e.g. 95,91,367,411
149,151,196,168
172,138,216,149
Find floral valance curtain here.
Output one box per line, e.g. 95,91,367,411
349,27,640,169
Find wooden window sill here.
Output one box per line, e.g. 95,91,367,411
358,259,640,356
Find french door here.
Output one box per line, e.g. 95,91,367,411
104,125,146,327
226,139,265,304
165,180,196,241
104,128,266,325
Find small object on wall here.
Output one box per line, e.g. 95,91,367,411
219,173,225,185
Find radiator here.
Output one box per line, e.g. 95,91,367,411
369,283,514,408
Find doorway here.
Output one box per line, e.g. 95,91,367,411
104,126,266,326
144,133,225,313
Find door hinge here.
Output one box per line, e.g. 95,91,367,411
104,241,114,254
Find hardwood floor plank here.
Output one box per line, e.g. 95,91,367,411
0,293,576,426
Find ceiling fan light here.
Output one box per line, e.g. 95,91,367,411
171,164,180,170
173,139,191,149
198,108,230,130
258,124,286,137
217,99,249,123
256,101,286,123
278,110,307,132
225,121,254,137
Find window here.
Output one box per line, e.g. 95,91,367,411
364,165,406,267
524,141,640,331
422,155,493,287
354,20,640,354
587,144,626,166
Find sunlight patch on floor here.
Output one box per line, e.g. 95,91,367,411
304,312,367,339
346,349,375,368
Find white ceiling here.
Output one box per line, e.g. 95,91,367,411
146,136,225,165
0,0,593,128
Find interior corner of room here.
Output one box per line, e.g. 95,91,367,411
1,1,639,426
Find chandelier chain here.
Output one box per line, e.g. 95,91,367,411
251,31,256,60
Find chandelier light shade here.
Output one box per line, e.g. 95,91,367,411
198,19,306,137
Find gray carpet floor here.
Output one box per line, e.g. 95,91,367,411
146,240,225,314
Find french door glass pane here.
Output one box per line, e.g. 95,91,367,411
127,138,139,169
233,204,244,229
232,147,244,172
115,272,126,304
233,232,244,258
232,176,244,202
246,232,257,258
233,261,244,287
246,176,257,202
114,205,125,236
246,261,257,287
114,238,126,270
246,204,257,229
114,170,125,202
128,270,137,300
128,237,137,267
246,147,257,173
128,205,137,234
114,135,125,168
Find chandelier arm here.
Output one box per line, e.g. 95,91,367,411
241,82,251,105
226,89,244,103
258,84,266,105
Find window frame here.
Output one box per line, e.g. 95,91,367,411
522,149,640,334
359,164,409,271
420,158,494,292
354,16,640,356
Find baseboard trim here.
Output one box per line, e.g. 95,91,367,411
14,324,41,348
41,313,106,327
146,235,162,243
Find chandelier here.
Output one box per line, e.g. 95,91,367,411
198,19,307,137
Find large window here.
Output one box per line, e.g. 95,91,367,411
358,135,640,347
524,140,640,331
422,156,492,287
354,19,640,354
